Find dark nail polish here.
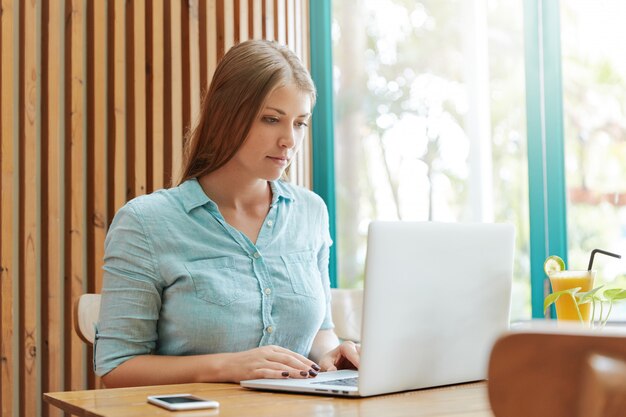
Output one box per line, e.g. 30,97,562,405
300,371,308,377
281,371,289,377
311,363,321,371
308,369,318,377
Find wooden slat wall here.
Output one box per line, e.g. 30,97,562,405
0,1,312,416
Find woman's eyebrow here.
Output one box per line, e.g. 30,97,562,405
266,106,311,118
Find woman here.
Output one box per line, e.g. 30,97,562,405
95,40,359,388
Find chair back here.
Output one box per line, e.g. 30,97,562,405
488,326,626,417
74,293,101,345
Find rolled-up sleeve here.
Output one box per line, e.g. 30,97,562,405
94,202,163,377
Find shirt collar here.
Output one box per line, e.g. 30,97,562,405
179,178,295,213
270,180,296,206
179,178,211,213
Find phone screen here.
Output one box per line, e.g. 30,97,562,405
148,394,220,410
156,395,206,404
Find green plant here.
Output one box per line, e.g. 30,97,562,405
544,286,626,327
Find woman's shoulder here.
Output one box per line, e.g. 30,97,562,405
122,188,178,213
115,181,196,220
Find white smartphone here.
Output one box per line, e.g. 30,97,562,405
147,394,220,411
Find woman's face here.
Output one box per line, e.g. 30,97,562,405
230,83,312,181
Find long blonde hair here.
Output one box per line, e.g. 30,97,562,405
178,40,316,184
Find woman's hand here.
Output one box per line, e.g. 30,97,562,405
220,345,321,382
318,341,360,372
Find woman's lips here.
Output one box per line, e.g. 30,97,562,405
267,156,289,166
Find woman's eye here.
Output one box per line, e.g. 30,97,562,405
263,116,279,124
296,121,309,128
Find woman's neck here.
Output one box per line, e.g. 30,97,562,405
197,169,271,211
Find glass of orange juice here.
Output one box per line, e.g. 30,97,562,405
549,270,596,322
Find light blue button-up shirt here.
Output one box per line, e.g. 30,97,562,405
94,178,334,377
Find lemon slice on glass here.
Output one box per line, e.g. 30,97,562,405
544,255,565,276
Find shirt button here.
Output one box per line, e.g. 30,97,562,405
264,288,272,295
266,325,274,333
253,252,261,259
267,220,274,227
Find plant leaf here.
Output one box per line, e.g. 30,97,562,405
604,288,626,301
576,286,604,305
544,287,581,312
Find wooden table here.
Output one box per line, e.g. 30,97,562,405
44,381,494,417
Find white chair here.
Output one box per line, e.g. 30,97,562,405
329,288,363,343
74,293,101,345
74,288,364,345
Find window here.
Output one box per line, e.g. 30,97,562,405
310,0,626,321
561,0,626,319
330,0,530,320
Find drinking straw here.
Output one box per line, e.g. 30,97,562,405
587,249,621,271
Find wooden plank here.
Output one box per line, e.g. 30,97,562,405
125,0,136,199
248,0,254,38
198,0,208,94
86,0,108,391
286,0,294,48
90,0,108,295
274,0,281,43
188,0,201,122
238,0,248,41
68,0,86,392
181,0,191,155
224,0,235,51
151,0,165,190
112,0,127,212
293,0,301,57
19,0,40,414
144,0,153,193
233,0,240,43
207,0,217,81
106,0,115,217
299,0,312,188
299,0,309,68
0,0,16,414
170,0,184,182
41,0,64,415
216,0,225,60
252,0,263,39
290,0,305,187
162,0,173,187
133,0,147,197
262,0,267,39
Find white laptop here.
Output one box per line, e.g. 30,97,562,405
241,221,515,397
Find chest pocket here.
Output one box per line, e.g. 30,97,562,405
281,250,321,298
185,257,241,306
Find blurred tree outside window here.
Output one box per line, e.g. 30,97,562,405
561,1,626,320
332,0,531,320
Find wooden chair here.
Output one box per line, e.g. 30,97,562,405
74,289,363,345
487,325,626,417
578,353,626,417
74,293,101,345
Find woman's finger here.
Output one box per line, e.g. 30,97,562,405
259,358,319,379
265,346,320,372
339,342,360,369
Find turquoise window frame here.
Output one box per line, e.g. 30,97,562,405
309,0,338,288
523,0,568,318
311,0,570,307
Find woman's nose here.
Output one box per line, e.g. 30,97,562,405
279,126,296,148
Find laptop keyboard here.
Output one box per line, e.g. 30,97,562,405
312,377,359,387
